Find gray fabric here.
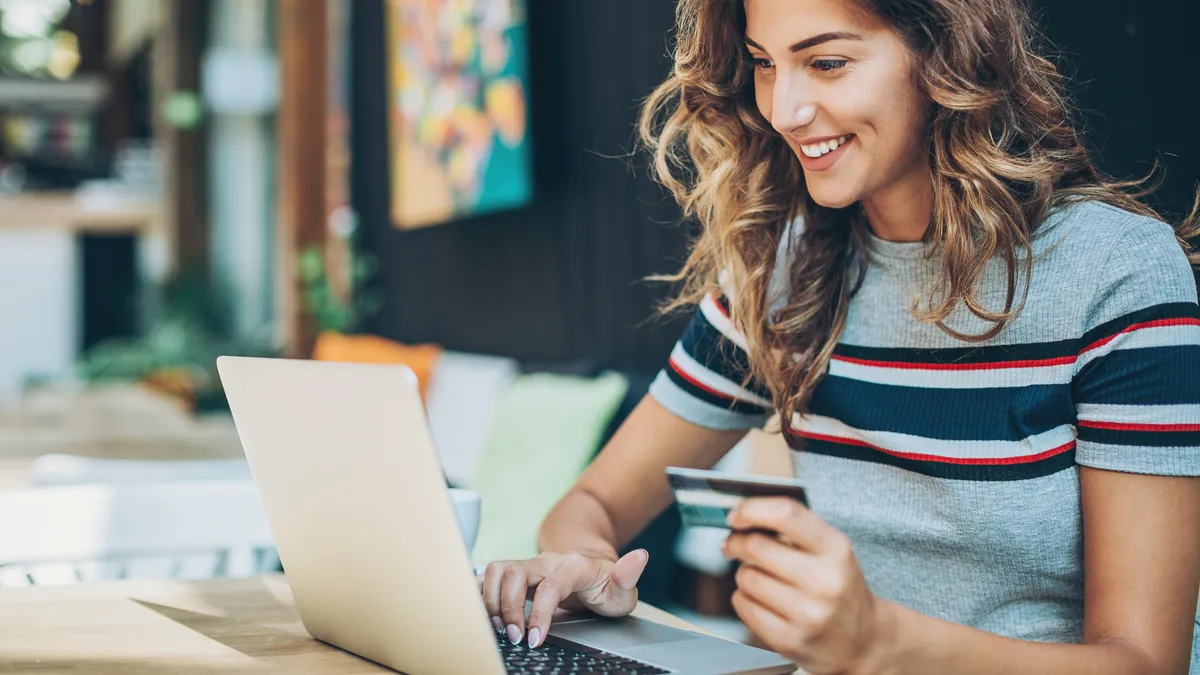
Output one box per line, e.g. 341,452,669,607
651,200,1200,665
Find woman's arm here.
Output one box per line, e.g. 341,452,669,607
537,394,748,558
723,467,1200,675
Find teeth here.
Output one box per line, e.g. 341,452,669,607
800,135,850,158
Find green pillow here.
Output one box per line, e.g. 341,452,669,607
469,371,628,566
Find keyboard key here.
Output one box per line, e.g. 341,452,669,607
495,632,669,674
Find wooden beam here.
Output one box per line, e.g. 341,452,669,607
276,0,330,358
162,0,209,277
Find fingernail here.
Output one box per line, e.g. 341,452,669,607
492,616,503,633
528,627,542,649
506,624,522,645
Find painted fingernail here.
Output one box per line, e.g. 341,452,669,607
528,627,542,649
506,624,522,645
492,616,503,633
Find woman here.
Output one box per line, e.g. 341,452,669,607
480,0,1200,672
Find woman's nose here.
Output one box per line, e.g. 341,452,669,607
772,102,817,136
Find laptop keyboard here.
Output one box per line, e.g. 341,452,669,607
496,632,670,674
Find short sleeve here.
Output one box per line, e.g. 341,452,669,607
1073,219,1200,475
649,293,774,431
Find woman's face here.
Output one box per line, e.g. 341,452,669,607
744,0,930,210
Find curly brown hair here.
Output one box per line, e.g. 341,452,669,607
639,0,1200,436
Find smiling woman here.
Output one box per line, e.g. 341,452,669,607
477,1,1200,674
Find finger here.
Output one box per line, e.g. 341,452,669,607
611,549,649,591
733,563,806,621
526,567,583,649
724,530,824,588
727,497,839,553
481,561,514,632
585,549,649,616
731,589,798,659
499,564,536,643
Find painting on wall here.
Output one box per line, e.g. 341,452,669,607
385,0,531,230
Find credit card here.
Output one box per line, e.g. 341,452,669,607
667,466,808,529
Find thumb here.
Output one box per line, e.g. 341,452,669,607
610,549,649,591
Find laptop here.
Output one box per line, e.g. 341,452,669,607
216,356,796,675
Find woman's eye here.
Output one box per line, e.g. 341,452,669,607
811,59,848,72
751,57,775,72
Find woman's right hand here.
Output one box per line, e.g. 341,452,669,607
479,548,650,649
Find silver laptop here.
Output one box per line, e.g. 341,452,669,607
216,356,795,675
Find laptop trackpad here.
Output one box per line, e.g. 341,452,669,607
550,618,698,650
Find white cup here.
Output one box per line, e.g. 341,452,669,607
449,488,481,552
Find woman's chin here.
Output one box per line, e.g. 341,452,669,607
806,185,861,210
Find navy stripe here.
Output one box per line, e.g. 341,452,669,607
1080,302,1200,348
714,294,732,315
1074,346,1200,405
833,339,1078,364
809,377,1075,441
664,366,770,416
829,302,1199,366
680,306,771,400
1077,426,1200,448
787,434,1076,481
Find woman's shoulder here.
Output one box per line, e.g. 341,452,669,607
1040,199,1197,324
1038,198,1180,256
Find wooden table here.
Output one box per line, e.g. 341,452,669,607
0,384,244,489
0,575,731,674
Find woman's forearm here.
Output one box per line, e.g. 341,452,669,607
536,488,622,562
876,601,1162,675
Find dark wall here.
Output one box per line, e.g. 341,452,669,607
350,0,1199,371
352,0,691,372
1036,0,1200,220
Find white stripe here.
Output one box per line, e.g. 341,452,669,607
828,357,1072,389
791,414,1077,461
1077,403,1200,425
671,343,773,409
674,489,745,510
699,294,749,351
1077,324,1200,370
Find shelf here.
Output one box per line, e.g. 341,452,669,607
0,75,107,112
0,191,158,232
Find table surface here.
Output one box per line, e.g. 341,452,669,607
0,575,739,674
0,385,245,488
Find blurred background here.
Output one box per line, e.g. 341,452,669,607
0,0,1196,642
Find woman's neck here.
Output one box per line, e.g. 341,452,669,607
861,169,934,243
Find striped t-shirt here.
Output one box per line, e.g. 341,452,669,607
649,200,1200,662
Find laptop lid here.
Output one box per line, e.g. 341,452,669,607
216,356,505,675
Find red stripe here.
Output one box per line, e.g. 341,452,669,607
708,293,731,320
668,356,737,403
1078,420,1200,433
793,430,1076,466
827,317,1200,371
1081,318,1200,356
830,354,1076,371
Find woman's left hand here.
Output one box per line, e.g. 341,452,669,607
723,497,894,675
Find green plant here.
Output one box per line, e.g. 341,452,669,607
297,245,381,335
76,268,276,390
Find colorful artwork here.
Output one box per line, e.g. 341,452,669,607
385,0,531,229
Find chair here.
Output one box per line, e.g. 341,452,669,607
0,479,276,587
